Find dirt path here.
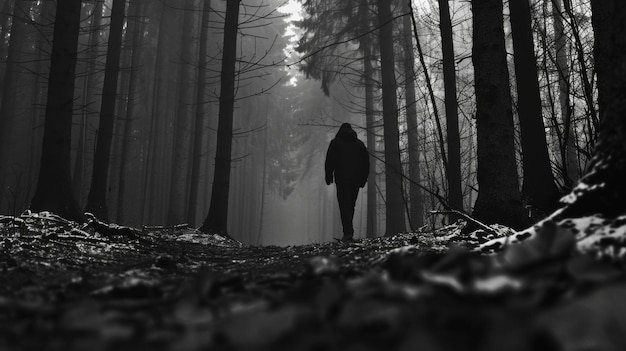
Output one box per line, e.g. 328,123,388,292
2,213,625,350
0,213,449,350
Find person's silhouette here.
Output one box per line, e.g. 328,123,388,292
325,123,370,242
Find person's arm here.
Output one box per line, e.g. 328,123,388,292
325,141,335,185
360,142,370,187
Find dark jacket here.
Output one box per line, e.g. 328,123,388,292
325,123,370,187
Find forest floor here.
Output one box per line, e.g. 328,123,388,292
2,212,626,351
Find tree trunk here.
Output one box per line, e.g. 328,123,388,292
28,0,55,207
0,0,12,82
470,0,527,229
402,0,423,229
139,3,161,224
0,0,28,141
116,0,145,225
168,0,197,225
0,0,38,213
188,0,212,227
132,2,160,224
559,0,626,219
510,0,560,214
0,0,31,150
73,0,104,201
199,0,241,236
363,43,378,238
377,0,406,236
590,0,614,121
30,0,84,222
438,0,463,220
255,120,268,245
84,0,127,221
143,0,182,224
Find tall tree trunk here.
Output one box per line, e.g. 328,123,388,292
188,0,212,226
470,0,527,229
0,0,12,81
559,0,626,219
168,0,197,225
30,0,84,222
199,0,241,236
510,0,560,214
363,43,378,238
84,0,127,221
0,0,37,213
73,0,104,200
143,0,182,224
28,0,55,206
0,0,30,149
590,0,614,121
437,0,463,220
402,0,423,229
116,0,145,224
255,120,268,245
377,0,406,236
136,1,162,224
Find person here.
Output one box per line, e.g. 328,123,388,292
325,123,370,242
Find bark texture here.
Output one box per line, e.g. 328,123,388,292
560,0,626,218
200,0,241,236
471,0,527,229
377,0,407,236
438,0,464,219
510,0,560,214
85,0,127,220
30,0,84,222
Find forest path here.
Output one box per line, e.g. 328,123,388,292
1,213,625,350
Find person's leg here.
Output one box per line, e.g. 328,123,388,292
346,185,360,239
336,184,353,239
336,183,359,240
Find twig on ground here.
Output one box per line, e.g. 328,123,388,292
429,210,499,236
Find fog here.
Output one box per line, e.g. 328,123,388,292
0,0,598,245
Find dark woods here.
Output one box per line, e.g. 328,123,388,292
0,0,617,244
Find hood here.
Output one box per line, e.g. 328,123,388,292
336,123,357,141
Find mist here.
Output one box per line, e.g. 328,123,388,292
0,0,599,246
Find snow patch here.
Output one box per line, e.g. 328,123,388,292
574,215,626,261
560,182,606,204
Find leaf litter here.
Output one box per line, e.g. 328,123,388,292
1,212,626,350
